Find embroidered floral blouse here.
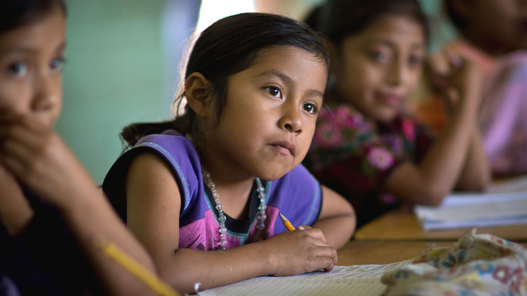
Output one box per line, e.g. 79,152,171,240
304,104,434,227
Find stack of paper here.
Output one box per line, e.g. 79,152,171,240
414,191,527,230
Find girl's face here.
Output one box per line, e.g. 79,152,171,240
202,46,327,181
0,3,66,128
332,15,426,124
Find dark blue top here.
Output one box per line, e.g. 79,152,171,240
0,189,91,296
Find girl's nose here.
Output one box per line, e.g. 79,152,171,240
386,57,409,87
31,72,60,113
279,105,303,135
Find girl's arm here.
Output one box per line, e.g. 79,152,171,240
0,165,34,236
126,152,338,294
311,186,355,249
384,59,489,205
0,118,160,296
455,128,490,191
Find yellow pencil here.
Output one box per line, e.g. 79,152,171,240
94,237,181,296
279,213,295,231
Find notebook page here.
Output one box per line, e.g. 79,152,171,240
197,260,410,296
415,191,527,222
487,175,527,193
414,191,527,230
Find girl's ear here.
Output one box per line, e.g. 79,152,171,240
185,72,213,118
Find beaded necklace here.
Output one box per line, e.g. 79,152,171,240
202,169,267,250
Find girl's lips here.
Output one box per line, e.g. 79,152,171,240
269,141,296,156
378,94,403,106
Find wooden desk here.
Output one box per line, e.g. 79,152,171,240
337,240,527,266
354,207,527,241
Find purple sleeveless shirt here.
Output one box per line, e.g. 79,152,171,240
103,130,322,250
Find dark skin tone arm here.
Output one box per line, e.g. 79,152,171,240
125,152,354,294
384,58,490,205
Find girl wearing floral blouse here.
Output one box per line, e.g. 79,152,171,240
304,0,490,227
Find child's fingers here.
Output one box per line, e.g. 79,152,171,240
0,113,51,135
0,113,24,125
316,245,338,266
303,227,328,243
0,123,48,152
0,126,51,177
0,137,38,176
444,50,463,68
296,225,311,230
312,247,337,271
0,152,27,179
426,54,450,76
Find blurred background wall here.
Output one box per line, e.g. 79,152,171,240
59,0,455,184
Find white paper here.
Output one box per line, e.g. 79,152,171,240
414,190,527,230
196,261,410,296
487,175,527,193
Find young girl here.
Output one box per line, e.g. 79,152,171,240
103,13,356,293
303,0,490,227
0,1,161,295
419,0,527,176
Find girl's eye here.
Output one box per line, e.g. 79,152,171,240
265,86,282,98
7,62,28,77
409,55,424,67
303,103,318,114
370,51,389,63
50,58,64,72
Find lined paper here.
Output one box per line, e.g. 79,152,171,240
197,261,410,296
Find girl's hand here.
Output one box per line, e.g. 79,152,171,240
0,163,34,236
261,227,337,276
0,115,98,210
425,54,482,113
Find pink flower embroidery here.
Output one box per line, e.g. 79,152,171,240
367,147,394,170
402,119,415,140
315,123,343,148
334,106,357,127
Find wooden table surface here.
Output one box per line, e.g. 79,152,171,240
354,207,527,241
337,240,527,266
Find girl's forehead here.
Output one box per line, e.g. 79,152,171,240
0,5,66,48
0,13,65,55
252,46,327,69
343,14,426,49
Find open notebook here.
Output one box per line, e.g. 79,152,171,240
414,177,527,230
196,260,410,296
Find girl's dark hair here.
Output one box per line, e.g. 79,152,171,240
311,0,429,47
0,0,66,36
121,12,330,148
444,0,465,33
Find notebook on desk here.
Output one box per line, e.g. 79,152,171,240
414,190,527,230
197,260,410,296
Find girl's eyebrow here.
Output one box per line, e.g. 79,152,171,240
0,42,66,55
256,69,292,84
368,39,425,50
255,70,324,98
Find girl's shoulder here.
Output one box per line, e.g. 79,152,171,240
103,129,203,220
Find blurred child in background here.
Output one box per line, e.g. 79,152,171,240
423,0,527,176
304,0,490,227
